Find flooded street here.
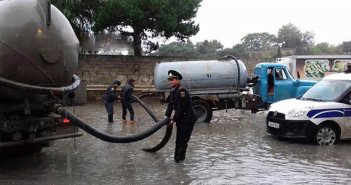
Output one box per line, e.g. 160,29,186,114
1,99,351,185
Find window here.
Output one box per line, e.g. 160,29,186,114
275,68,287,80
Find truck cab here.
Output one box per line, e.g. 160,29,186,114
254,63,316,105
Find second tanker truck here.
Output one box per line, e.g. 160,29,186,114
154,56,317,122
0,0,171,154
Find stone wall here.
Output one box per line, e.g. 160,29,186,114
77,55,266,100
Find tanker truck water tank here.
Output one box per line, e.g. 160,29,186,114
154,59,248,90
0,0,79,87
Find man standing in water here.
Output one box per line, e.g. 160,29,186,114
165,70,197,163
120,79,135,124
104,80,121,123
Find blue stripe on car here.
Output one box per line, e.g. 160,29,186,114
307,108,351,118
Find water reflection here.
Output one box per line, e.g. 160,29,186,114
0,100,351,184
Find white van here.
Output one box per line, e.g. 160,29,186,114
267,72,351,145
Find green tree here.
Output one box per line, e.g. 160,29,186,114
51,0,101,41
94,0,201,56
296,31,315,54
195,40,223,57
342,41,351,54
241,32,278,51
308,42,343,55
154,41,199,57
217,43,248,58
278,23,302,49
278,23,315,54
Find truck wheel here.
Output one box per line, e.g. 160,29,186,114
192,100,212,123
314,124,339,145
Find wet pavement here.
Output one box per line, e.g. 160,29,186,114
1,99,351,185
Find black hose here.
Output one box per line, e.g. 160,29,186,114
226,55,241,93
142,122,173,152
0,71,171,144
46,0,51,27
134,93,174,152
52,104,171,143
0,74,80,94
132,95,159,122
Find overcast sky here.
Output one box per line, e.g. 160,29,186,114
189,0,351,48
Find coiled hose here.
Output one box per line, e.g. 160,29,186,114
133,93,174,152
51,103,171,143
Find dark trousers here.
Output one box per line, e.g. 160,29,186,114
174,120,195,162
122,101,134,121
105,102,114,122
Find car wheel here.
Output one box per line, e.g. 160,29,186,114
192,100,212,123
314,125,338,145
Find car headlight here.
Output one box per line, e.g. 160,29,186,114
287,109,308,117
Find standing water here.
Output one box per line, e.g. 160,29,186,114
0,100,351,184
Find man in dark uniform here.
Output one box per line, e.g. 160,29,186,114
165,70,197,163
120,79,135,124
104,80,121,123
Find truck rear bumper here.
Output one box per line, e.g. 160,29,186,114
0,132,82,148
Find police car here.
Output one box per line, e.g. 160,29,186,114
266,72,351,145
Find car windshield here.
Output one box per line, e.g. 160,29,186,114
301,80,351,101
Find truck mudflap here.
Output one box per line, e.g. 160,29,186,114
242,93,264,113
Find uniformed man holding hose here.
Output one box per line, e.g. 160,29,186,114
165,70,197,163
120,79,136,124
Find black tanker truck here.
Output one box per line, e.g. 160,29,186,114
0,0,170,154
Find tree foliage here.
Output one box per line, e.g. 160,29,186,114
278,23,303,48
93,0,202,56
241,32,278,51
278,23,315,54
342,41,351,54
51,0,101,40
308,42,343,55
217,44,248,58
195,40,223,57
154,40,249,59
155,41,198,57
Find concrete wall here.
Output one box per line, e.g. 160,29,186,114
77,55,265,100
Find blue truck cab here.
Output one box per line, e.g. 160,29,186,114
253,63,317,105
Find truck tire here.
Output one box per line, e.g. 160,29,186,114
313,124,339,145
192,100,213,123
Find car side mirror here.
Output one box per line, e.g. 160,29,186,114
342,96,351,104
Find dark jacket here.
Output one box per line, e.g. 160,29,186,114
120,82,134,103
268,72,274,87
165,84,196,124
104,85,117,103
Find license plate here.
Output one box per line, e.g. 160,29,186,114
268,121,280,128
